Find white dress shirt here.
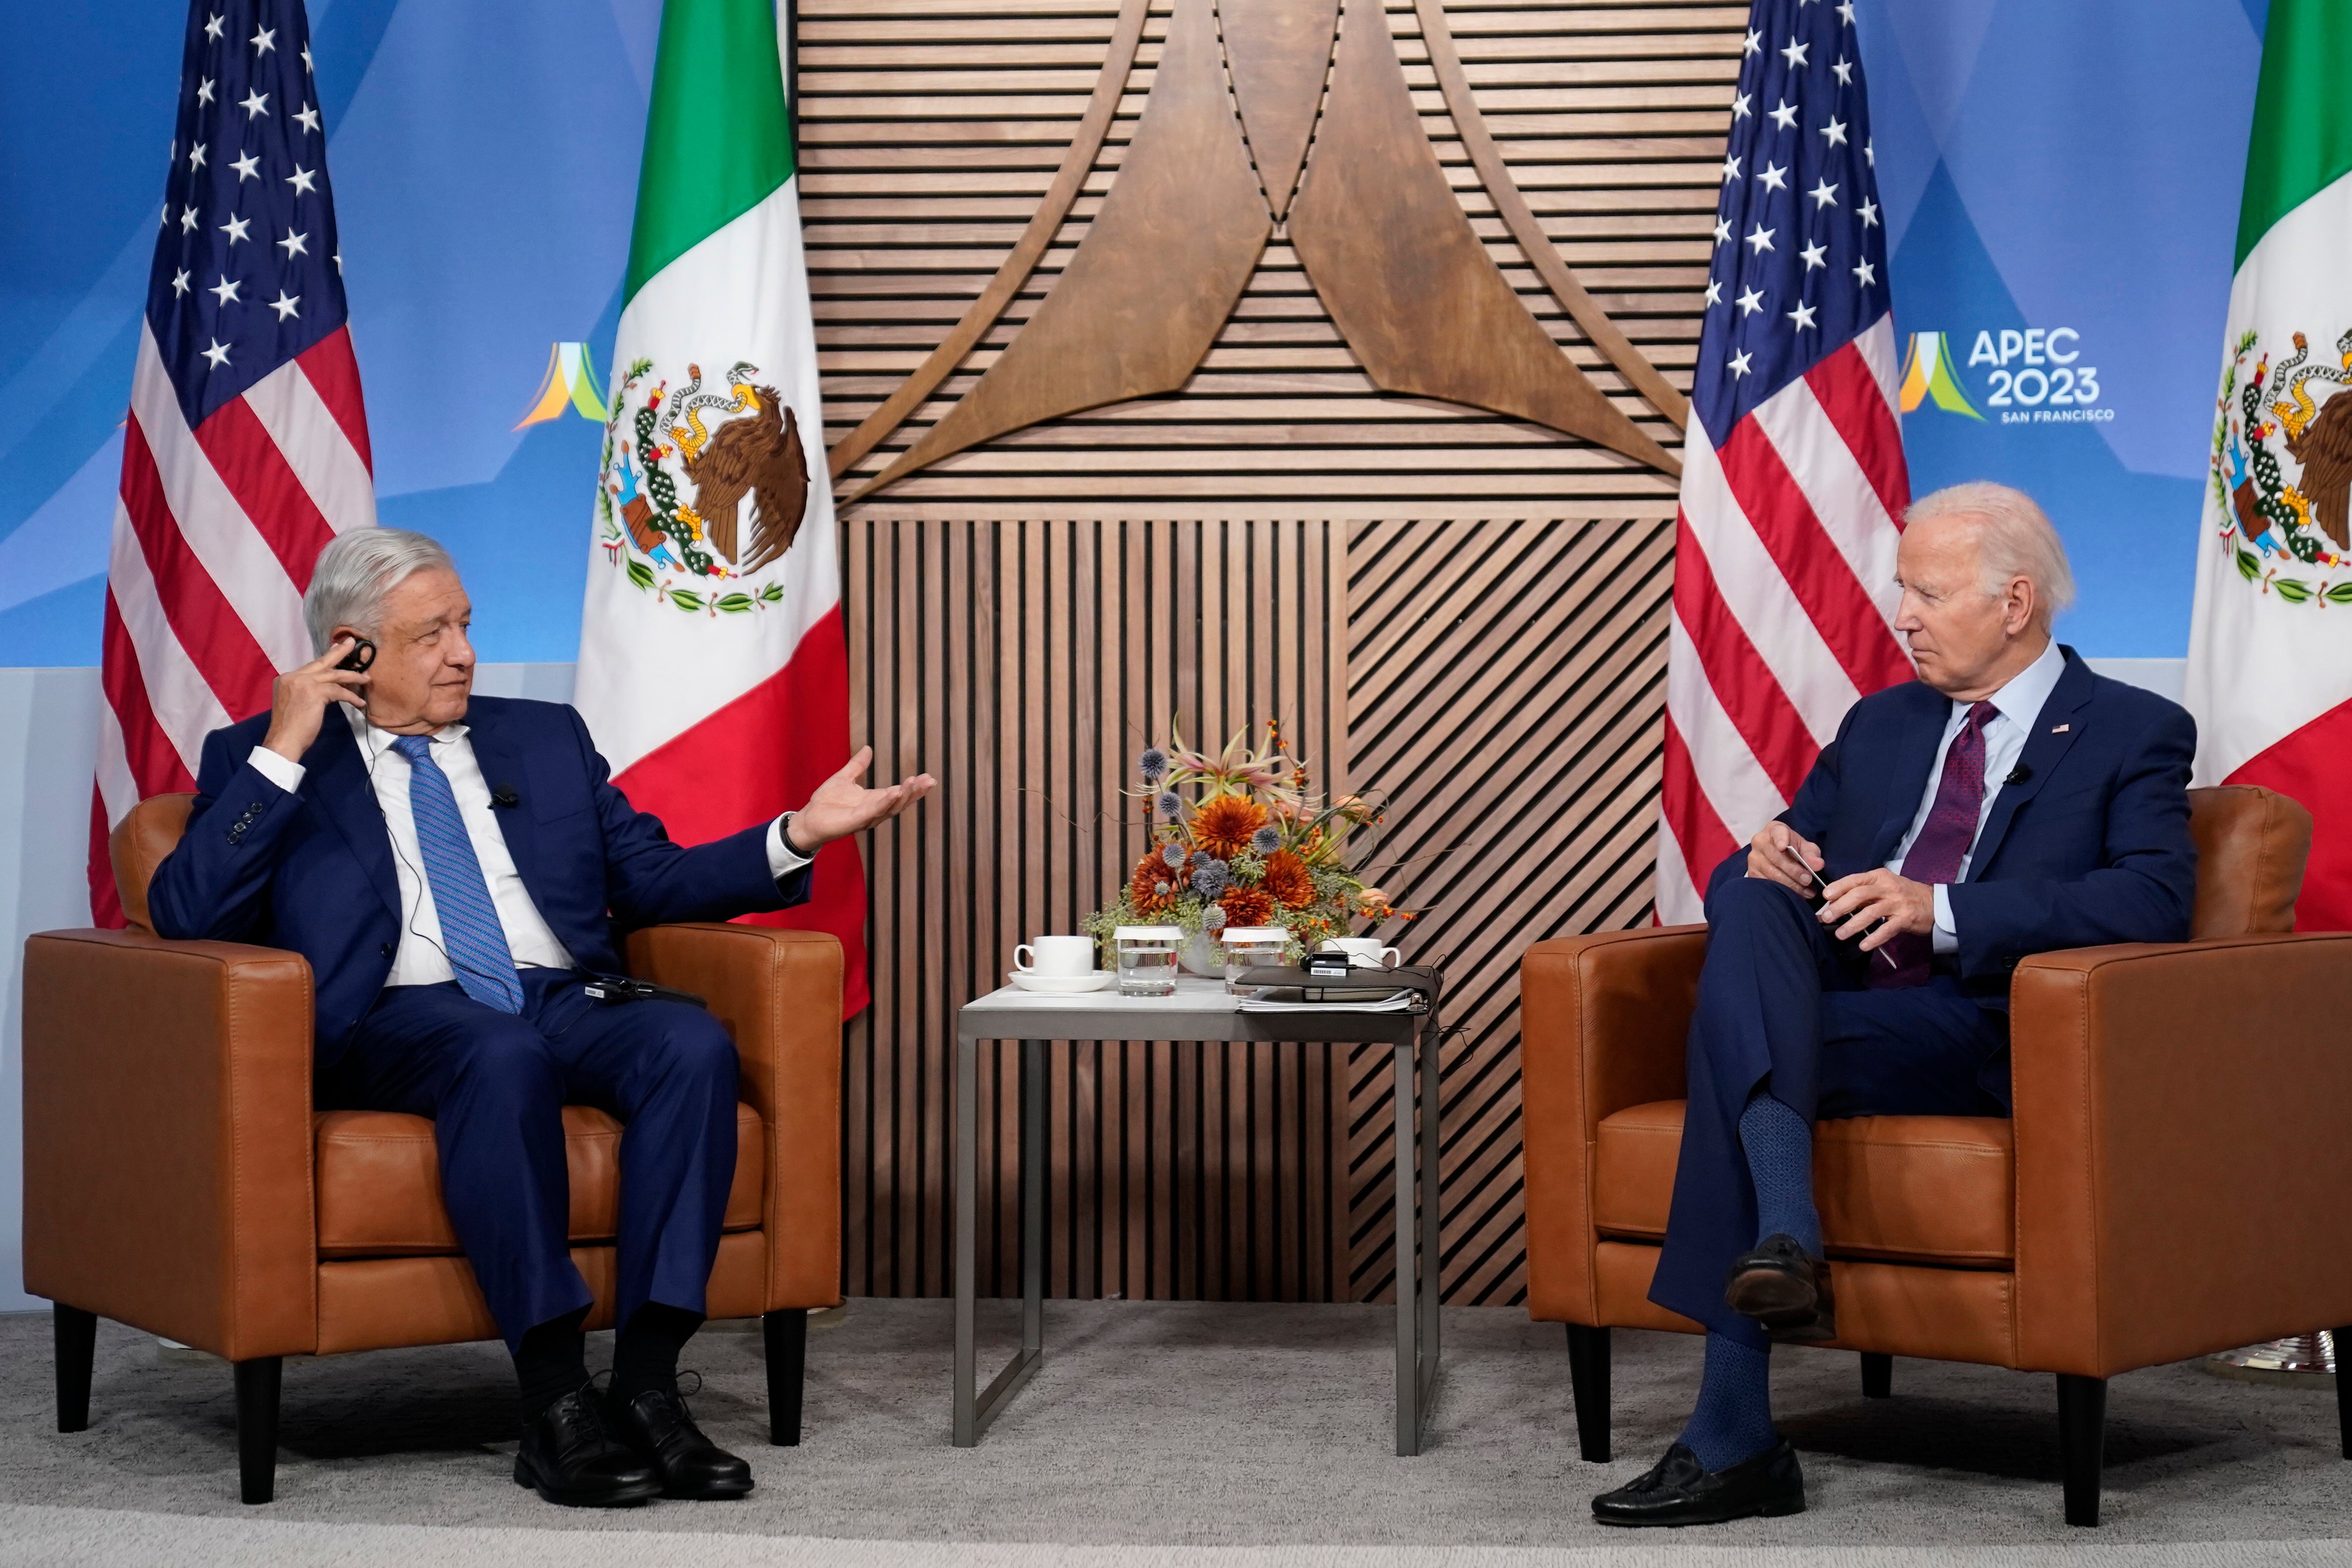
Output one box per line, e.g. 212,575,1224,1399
1882,637,2067,953
246,707,811,987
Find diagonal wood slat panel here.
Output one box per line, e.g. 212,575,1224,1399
1344,518,1671,1304
844,519,1348,1302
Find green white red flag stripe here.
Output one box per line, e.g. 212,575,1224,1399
2184,0,2352,931
572,0,868,1009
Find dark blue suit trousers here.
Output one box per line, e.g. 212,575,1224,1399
322,970,740,1352
1649,650,2199,1347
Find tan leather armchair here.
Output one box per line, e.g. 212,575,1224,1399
24,795,845,1504
1521,785,2352,1526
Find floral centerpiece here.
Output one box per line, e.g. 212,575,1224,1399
1084,720,1409,972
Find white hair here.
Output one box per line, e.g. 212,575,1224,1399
302,528,456,653
1904,481,2076,627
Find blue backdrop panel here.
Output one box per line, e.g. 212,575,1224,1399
4,0,660,666
5,1,2265,666
1857,0,2262,655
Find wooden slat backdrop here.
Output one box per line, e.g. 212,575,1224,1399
845,519,1348,1301
809,0,1744,1300
1345,516,1671,1306
809,0,1743,515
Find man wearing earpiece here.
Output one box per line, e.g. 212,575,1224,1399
147,528,935,1509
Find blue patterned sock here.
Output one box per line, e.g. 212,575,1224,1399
1677,1331,1777,1471
1739,1090,1822,1257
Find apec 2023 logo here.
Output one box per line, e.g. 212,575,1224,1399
1899,330,2109,425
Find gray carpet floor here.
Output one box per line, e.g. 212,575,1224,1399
2,1298,2350,1564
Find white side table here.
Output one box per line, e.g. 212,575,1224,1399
951,975,1444,1453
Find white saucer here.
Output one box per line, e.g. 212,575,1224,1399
1008,971,1116,994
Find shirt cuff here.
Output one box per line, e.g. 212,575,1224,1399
1931,883,1958,955
246,745,306,795
767,814,814,878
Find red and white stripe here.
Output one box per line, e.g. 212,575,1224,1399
89,324,375,924
1654,314,1914,924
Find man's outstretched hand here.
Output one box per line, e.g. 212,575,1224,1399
785,746,937,854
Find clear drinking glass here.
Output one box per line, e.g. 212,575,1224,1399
1220,927,1289,995
1114,926,1180,997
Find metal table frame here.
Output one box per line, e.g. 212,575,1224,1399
952,976,1442,1453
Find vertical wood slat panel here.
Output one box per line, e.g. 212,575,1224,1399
844,519,1347,1302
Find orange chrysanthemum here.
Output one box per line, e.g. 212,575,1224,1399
1260,849,1315,910
1191,793,1269,859
1218,886,1275,928
1128,851,1179,916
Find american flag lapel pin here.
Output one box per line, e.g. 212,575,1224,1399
2051,723,2070,733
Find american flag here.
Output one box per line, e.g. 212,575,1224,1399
93,0,374,924
1655,0,1913,923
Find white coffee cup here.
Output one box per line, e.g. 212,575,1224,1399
1015,935,1096,977
1320,937,1401,969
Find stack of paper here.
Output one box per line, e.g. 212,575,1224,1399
1237,988,1423,1014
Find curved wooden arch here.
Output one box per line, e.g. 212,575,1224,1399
1410,0,1690,435
823,0,1153,484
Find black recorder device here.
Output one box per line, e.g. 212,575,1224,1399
582,974,710,1010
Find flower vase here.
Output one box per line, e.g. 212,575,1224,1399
1177,931,1224,977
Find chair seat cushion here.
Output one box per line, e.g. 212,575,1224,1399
314,1103,765,1258
1593,1100,2015,1266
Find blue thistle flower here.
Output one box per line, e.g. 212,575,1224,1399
1139,746,1169,780
1250,826,1282,855
1155,790,1183,819
1201,904,1228,931
1161,841,1187,869
1192,864,1230,897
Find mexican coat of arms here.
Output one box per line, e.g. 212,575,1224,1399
2211,327,2352,605
596,358,811,615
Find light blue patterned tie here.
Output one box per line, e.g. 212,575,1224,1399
392,734,524,1012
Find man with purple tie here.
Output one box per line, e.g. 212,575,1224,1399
1595,483,2198,1527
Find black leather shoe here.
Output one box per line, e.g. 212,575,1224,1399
607,1381,754,1500
1592,1440,1806,1527
513,1384,662,1507
1724,1233,1836,1343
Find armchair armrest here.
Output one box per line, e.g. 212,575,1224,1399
21,929,317,1360
1520,926,1707,1321
2010,931,2352,1378
624,923,843,1310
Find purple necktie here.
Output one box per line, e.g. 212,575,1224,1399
1870,700,1998,990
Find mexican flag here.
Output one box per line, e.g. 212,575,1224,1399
2185,0,2352,933
574,0,868,1012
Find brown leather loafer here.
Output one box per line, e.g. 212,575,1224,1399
1724,1233,1836,1343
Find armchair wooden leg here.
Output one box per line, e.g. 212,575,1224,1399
2056,1373,2106,1527
1860,1351,1892,1399
1564,1324,1610,1463
54,1305,96,1433
234,1358,281,1505
2334,1328,2352,1459
764,1309,807,1446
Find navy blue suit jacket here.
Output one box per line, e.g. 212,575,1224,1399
1704,647,2198,1008
147,695,812,1063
